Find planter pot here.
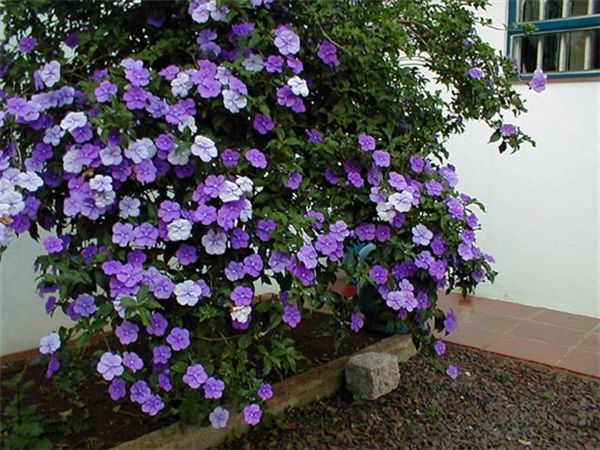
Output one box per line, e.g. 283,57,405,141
358,284,410,335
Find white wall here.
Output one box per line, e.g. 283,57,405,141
0,236,72,355
1,1,598,356
447,1,600,317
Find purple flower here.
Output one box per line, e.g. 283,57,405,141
500,123,518,137
256,219,276,242
158,200,181,222
372,150,390,168
203,377,225,399
19,36,37,53
258,383,273,401
142,395,165,416
231,286,253,307
112,222,135,247
72,294,96,318
39,61,61,87
130,380,151,404
209,407,230,429
410,155,425,173
221,148,239,167
283,171,303,190
97,352,124,381
243,404,263,426
95,81,118,103
166,327,191,351
307,128,323,143
287,56,304,74
153,345,172,365
283,305,301,328
134,223,158,248
232,21,255,37
529,69,547,93
446,364,460,379
369,265,389,285
468,67,484,79
43,236,64,253
358,134,376,151
434,340,446,356
45,356,60,379
412,224,433,246
350,311,364,332
317,41,340,67
147,313,168,336
176,244,198,266
123,86,148,110
115,321,139,345
245,148,267,169
183,364,208,389
122,351,144,372
446,198,464,220
265,55,284,73
253,114,275,135
444,310,458,333
273,25,300,55
109,378,127,401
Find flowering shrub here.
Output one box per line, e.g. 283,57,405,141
0,0,542,428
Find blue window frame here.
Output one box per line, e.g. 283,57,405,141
507,0,600,79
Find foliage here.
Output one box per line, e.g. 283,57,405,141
0,0,540,430
0,372,52,450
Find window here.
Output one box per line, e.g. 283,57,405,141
507,0,600,78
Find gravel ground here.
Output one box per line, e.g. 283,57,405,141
221,344,600,450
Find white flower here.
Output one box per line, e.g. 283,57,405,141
43,125,64,146
389,191,414,213
100,146,123,166
89,174,113,192
0,189,24,216
178,116,197,134
125,138,157,164
191,135,218,162
240,199,253,222
376,202,396,222
287,76,309,97
60,112,87,132
168,218,192,241
93,190,116,208
40,61,61,88
242,54,264,72
219,180,243,203
17,172,43,192
235,176,253,194
0,223,14,246
174,280,202,306
171,72,193,97
216,66,232,85
167,147,191,166
62,149,83,174
201,229,227,255
39,332,61,355
222,89,247,113
230,305,252,323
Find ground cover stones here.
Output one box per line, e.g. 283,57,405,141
345,352,400,400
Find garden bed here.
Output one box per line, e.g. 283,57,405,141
220,343,600,450
0,312,408,449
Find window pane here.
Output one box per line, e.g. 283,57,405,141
521,0,541,21
516,36,539,73
542,34,560,70
591,29,600,69
565,30,587,70
567,0,591,16
545,0,563,19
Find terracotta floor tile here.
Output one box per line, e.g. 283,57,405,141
475,299,542,319
444,324,502,349
485,334,570,366
558,349,600,378
510,321,587,347
578,333,600,353
461,311,524,333
532,309,599,332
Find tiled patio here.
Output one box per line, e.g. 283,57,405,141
438,293,600,378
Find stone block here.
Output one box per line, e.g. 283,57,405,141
345,351,399,400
